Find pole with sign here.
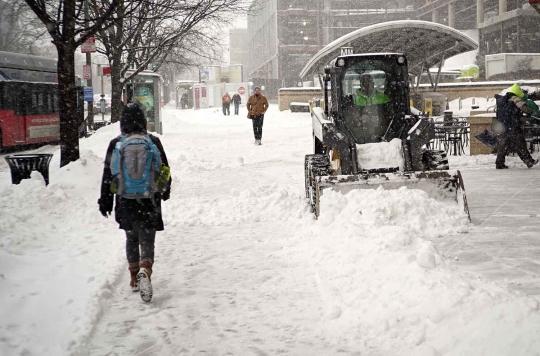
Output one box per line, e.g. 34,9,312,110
81,36,96,54
84,87,94,101
83,65,91,80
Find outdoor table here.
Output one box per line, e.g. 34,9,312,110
433,124,470,156
523,124,540,152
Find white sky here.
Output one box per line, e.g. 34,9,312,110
1,102,540,355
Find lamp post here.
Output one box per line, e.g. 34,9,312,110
530,0,540,15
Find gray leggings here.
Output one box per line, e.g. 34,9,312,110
125,224,156,265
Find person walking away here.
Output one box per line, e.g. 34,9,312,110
232,92,242,115
222,92,231,116
246,86,269,145
98,103,172,302
494,83,539,169
181,92,188,109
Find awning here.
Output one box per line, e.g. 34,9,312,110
299,20,478,79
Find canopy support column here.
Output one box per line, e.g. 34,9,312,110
416,62,424,91
434,52,445,92
426,63,435,89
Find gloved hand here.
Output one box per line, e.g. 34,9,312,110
98,198,112,218
162,189,170,201
524,99,540,117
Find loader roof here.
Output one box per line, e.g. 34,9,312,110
299,20,478,79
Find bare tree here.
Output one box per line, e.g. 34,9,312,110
23,0,125,166
157,30,224,103
0,0,49,54
94,0,250,121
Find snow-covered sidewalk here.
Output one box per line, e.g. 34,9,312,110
1,105,540,355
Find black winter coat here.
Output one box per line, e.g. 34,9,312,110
495,93,524,131
232,94,241,104
99,134,171,231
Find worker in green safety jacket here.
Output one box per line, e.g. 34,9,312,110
494,83,539,169
354,74,391,106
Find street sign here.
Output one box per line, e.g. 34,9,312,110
81,36,96,53
83,65,91,80
99,98,107,114
238,86,246,95
102,66,111,76
84,87,94,101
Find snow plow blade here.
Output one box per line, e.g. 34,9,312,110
312,170,470,220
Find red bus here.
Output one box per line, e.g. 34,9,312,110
0,51,60,150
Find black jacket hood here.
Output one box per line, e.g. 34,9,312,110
120,103,147,134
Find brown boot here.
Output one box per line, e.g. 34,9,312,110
139,259,153,281
128,264,140,292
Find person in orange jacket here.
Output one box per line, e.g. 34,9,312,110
222,92,231,116
246,86,269,145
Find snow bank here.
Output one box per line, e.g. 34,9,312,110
288,186,540,355
0,146,125,355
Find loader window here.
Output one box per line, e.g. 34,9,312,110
341,59,409,144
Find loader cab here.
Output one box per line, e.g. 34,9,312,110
332,54,411,144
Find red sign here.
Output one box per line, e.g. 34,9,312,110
194,88,200,109
102,66,111,75
81,35,96,53
83,65,91,80
201,87,207,97
238,86,246,95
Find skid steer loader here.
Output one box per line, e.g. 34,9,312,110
305,53,470,219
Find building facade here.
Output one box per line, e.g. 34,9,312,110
229,28,249,81
246,0,540,93
247,0,417,97
413,0,540,77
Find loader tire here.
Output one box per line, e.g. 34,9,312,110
422,149,449,171
305,154,331,214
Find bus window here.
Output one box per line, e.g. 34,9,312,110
52,92,58,113
29,90,37,115
0,83,4,110
37,91,44,115
46,91,53,114
14,84,27,116
1,83,13,111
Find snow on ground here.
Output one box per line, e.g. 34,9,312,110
1,104,540,355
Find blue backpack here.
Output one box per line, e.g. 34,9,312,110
111,134,162,199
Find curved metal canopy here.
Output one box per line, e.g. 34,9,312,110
299,20,478,79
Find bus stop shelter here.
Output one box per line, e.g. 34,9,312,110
299,20,478,90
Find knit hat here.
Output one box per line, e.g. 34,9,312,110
508,83,525,99
120,103,147,134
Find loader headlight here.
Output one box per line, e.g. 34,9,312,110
397,56,406,64
337,58,346,67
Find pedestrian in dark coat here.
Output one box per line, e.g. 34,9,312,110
494,84,539,169
181,92,188,109
232,93,241,115
98,103,172,297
